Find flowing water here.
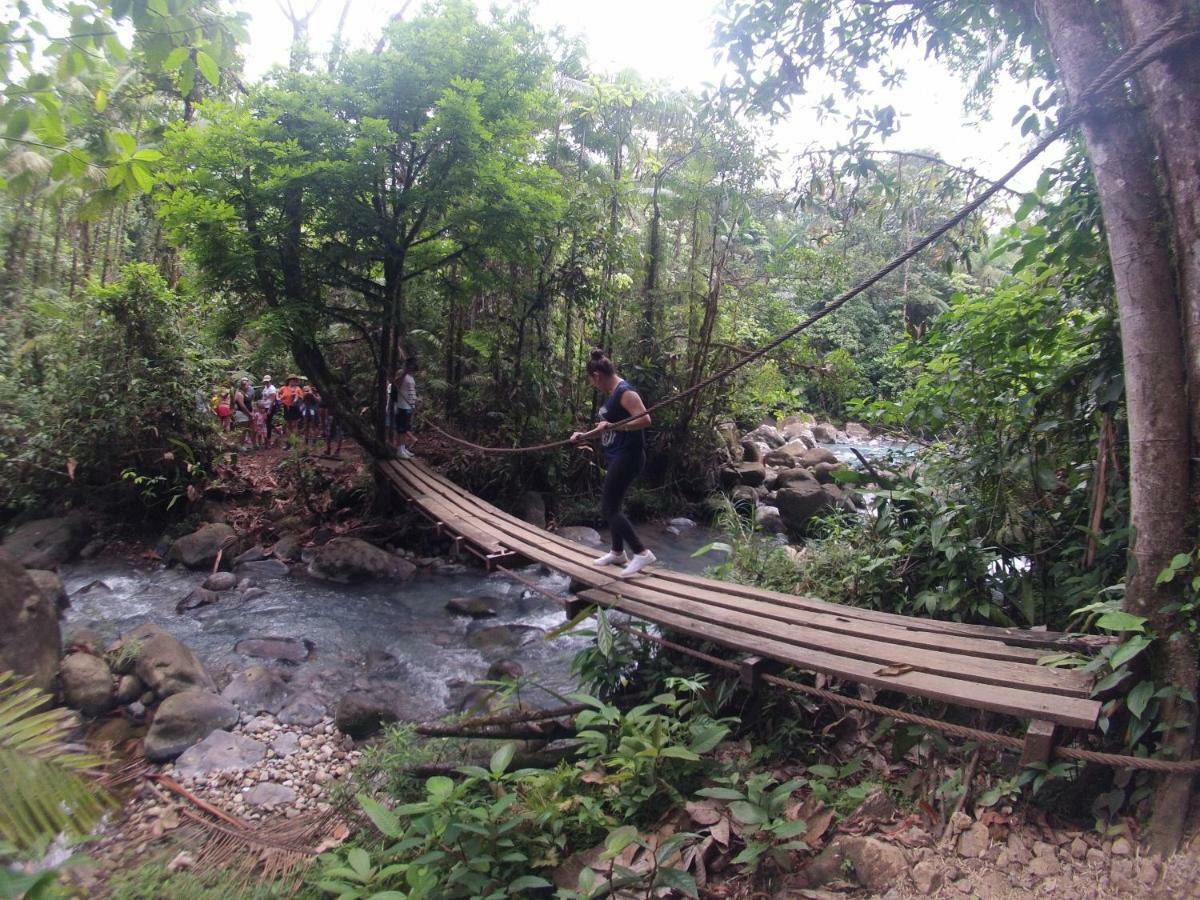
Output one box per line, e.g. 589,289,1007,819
59,522,725,720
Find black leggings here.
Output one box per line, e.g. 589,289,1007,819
602,450,646,555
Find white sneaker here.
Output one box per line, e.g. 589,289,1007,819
620,550,656,577
592,550,629,567
397,446,414,459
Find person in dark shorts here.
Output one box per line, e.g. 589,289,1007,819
392,359,419,459
279,374,304,445
569,349,655,577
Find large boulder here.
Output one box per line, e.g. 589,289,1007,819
0,553,61,694
744,425,785,449
804,835,911,893
0,516,91,570
740,440,762,463
335,688,403,738
799,447,840,468
466,624,544,652
234,559,290,581
733,462,766,487
776,468,817,489
168,524,237,570
811,423,839,443
26,570,67,612
59,652,115,717
812,462,846,484
775,483,837,534
271,534,303,563
844,422,871,440
234,637,313,663
118,623,215,698
556,526,603,548
307,537,417,583
174,729,266,780
220,665,290,715
176,587,220,614
517,492,547,529
755,506,787,535
446,596,497,618
202,572,238,592
143,690,239,762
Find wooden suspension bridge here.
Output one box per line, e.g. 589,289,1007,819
381,457,1103,762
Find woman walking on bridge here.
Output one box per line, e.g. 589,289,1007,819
570,349,656,577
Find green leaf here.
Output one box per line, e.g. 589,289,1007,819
508,875,552,891
347,847,372,880
489,742,515,776
691,541,732,558
659,746,701,761
1109,635,1153,670
1094,611,1147,633
425,776,454,801
195,50,220,86
728,801,768,826
654,867,699,898
695,787,745,800
358,793,402,838
603,825,639,858
164,46,190,71
5,108,30,138
771,818,809,839
129,161,154,192
113,131,136,156
94,88,107,113
1126,680,1154,720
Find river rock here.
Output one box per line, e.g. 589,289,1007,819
173,728,266,778
168,524,237,570
844,422,870,440
731,485,758,512
144,691,239,762
811,423,839,443
775,483,836,534
556,526,603,548
518,492,547,529
812,461,846,484
234,637,313,663
764,448,797,467
272,732,301,756
958,821,990,858
277,690,328,726
745,424,785,448
176,587,220,613
72,580,112,599
115,673,145,704
800,447,840,467
64,626,105,655
335,688,403,738
60,652,115,717
234,559,290,581
271,534,303,563
307,537,416,583
727,462,765,487
806,835,911,893
26,569,67,612
487,659,524,681
467,624,544,652
245,783,297,808
446,596,497,618
1,516,91,569
119,623,216,697
199,501,228,525
740,440,762,463
0,553,61,694
221,665,291,714
755,506,786,535
233,545,267,566
776,467,817,488
202,572,238,592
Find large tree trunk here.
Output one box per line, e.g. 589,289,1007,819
1039,0,1195,853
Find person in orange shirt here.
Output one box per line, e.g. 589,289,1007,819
278,374,304,446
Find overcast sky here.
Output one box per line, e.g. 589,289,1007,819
244,0,1049,190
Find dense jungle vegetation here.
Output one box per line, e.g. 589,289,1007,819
3,0,1200,890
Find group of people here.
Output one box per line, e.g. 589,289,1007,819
214,373,344,456
211,349,655,578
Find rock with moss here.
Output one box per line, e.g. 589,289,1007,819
0,515,91,569
0,553,61,694
307,537,416,583
143,690,239,762
167,523,237,570
60,652,115,717
113,623,215,698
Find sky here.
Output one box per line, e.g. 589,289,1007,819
244,0,1050,190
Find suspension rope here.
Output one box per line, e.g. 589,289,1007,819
426,12,1196,456
491,563,1200,772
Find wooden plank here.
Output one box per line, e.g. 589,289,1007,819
382,462,1094,702
578,589,1100,729
391,465,1090,693
399,460,1085,651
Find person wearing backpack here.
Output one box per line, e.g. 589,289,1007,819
279,374,304,446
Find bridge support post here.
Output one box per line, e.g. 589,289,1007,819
739,656,781,692
1021,720,1058,766
564,597,593,621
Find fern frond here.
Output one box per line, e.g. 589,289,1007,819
0,671,115,855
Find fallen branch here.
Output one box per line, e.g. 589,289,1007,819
416,701,588,732
147,772,250,829
939,746,982,846
415,724,576,741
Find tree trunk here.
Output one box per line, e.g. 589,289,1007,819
1039,0,1195,853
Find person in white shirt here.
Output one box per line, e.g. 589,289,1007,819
259,375,279,448
392,359,419,459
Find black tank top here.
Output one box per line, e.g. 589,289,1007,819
599,380,645,459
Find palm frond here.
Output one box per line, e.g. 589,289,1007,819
0,671,116,855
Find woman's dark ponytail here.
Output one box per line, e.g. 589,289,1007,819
586,348,615,377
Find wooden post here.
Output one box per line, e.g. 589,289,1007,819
564,597,592,620
739,656,779,692
1021,720,1058,766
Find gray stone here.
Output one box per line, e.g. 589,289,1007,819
271,534,303,563
446,596,497,618
811,423,838,443
115,673,145,704
754,506,786,534
466,624,544,652
517,492,546,529
556,526,603,547
844,422,871,440
307,537,417,583
957,822,990,858
800,447,840,467
144,691,239,762
668,518,696,529
277,691,327,726
176,587,220,613
1110,836,1133,856
806,835,911,892
79,538,106,560
734,462,766,487
26,570,67,611
744,424,785,448
168,524,237,570
335,688,403,738
60,652,115,717
774,483,836,534
1069,837,1089,860
812,461,846,484
1029,854,1061,878
199,501,228,525
119,623,215,698
234,637,313,663
912,859,943,894
271,732,301,756
221,665,291,714
234,559,290,581
202,572,238,592
173,729,266,778
486,659,524,681
739,440,761,463
775,467,817,488
233,545,267,566
244,782,297,808
730,485,758,511
1,516,91,569
0,553,61,694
